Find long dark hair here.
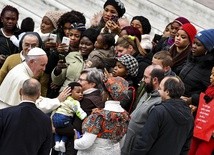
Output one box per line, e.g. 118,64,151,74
56,10,86,40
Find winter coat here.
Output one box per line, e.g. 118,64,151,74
51,51,84,92
0,28,20,56
121,90,161,155
85,49,115,69
179,53,214,105
130,99,194,155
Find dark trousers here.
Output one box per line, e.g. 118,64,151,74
52,113,72,142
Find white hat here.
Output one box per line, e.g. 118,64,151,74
27,47,46,56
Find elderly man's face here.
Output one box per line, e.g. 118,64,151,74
22,35,39,56
30,55,48,78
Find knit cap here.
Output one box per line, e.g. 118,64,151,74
81,28,100,44
181,23,197,44
121,26,142,42
195,29,214,52
103,0,126,18
104,76,129,101
116,54,139,77
131,16,151,34
71,22,86,32
45,11,65,29
173,17,190,26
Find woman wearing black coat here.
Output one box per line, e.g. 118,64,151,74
179,29,214,108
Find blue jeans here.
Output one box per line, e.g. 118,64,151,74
52,113,72,142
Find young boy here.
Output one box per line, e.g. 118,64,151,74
85,33,115,69
52,82,86,153
152,50,176,76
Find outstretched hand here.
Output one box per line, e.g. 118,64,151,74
103,68,113,82
57,86,71,102
54,60,68,76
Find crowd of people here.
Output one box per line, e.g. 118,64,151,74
0,0,214,154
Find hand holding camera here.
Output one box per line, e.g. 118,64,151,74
49,34,57,43
104,15,120,34
44,34,57,49
54,60,67,75
57,36,70,52
61,36,70,51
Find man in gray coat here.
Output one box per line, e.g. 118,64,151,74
121,65,164,155
130,77,194,155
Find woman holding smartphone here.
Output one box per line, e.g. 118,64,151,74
49,23,86,97
51,28,99,98
45,10,86,98
91,0,126,35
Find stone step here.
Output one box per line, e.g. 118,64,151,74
1,0,213,36
148,0,214,29
48,0,101,27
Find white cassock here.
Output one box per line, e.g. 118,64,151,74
0,62,60,113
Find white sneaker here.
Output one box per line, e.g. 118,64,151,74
59,140,66,153
54,141,60,152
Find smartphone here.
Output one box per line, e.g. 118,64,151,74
153,34,162,43
62,36,70,46
58,53,66,63
62,36,70,51
111,15,119,23
49,33,57,43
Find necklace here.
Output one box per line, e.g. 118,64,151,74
176,44,190,53
1,28,12,38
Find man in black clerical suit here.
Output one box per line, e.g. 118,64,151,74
0,78,52,155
